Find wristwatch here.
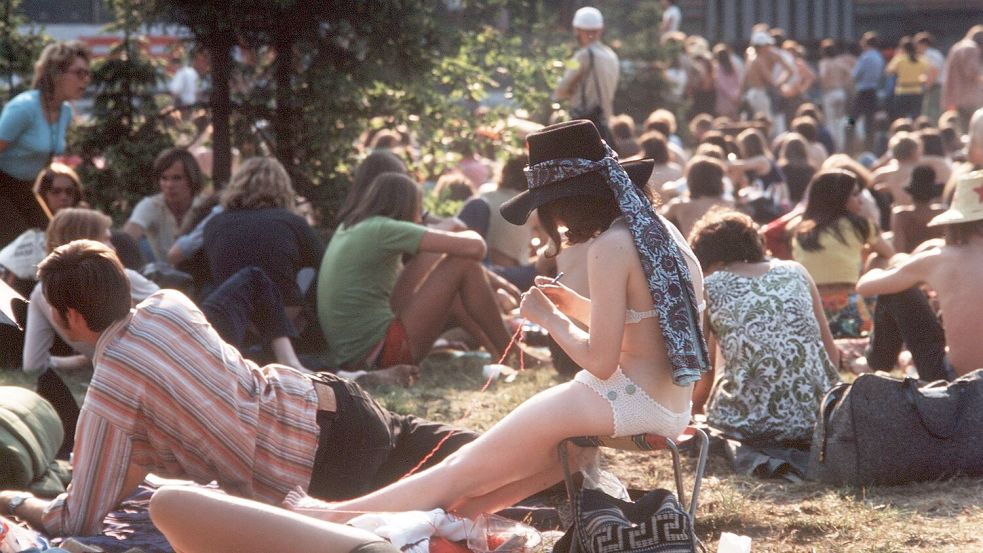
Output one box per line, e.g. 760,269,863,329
7,493,29,516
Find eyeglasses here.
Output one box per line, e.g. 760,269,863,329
48,186,77,196
66,68,91,80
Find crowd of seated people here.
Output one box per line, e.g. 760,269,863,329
1,18,983,553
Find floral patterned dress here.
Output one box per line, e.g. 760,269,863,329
705,263,840,442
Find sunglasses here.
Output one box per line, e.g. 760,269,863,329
48,186,77,196
66,68,91,80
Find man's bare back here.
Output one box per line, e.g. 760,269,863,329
914,243,983,374
858,237,983,375
873,161,917,207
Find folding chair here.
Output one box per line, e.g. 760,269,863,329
557,426,710,551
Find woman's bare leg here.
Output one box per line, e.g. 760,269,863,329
449,297,494,354
313,382,613,516
390,252,443,313
397,256,510,361
448,443,597,517
150,486,388,553
271,337,309,372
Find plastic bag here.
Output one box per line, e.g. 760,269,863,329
0,516,49,553
465,513,541,553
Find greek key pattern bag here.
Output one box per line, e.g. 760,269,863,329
553,487,695,553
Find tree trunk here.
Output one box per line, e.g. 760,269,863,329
209,37,234,188
273,40,295,176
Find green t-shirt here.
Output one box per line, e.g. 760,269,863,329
317,216,427,366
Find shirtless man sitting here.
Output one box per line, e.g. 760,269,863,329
857,170,983,379
872,131,924,208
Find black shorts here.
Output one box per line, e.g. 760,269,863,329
307,373,478,500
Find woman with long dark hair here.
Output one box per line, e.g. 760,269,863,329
792,169,894,337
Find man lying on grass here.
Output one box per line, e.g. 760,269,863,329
0,239,476,536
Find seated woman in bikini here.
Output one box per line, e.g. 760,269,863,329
283,119,709,520
149,121,710,552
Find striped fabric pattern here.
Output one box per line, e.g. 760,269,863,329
41,289,320,536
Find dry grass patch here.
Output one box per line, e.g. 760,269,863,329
364,356,983,552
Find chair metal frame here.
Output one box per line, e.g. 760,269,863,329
556,426,710,552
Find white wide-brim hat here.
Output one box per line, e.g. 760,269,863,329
928,170,983,227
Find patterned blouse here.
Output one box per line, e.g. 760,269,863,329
705,263,839,442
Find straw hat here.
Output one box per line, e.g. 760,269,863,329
499,120,654,225
928,170,983,226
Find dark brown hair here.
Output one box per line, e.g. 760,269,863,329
639,130,670,164
945,220,983,246
689,208,766,271
33,162,84,207
153,147,204,195
537,184,653,256
795,169,870,251
38,239,131,332
685,156,726,198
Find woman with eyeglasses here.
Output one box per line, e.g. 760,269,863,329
0,41,91,247
33,161,85,214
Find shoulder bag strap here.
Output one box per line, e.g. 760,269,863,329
902,377,964,440
579,47,595,111
589,49,604,114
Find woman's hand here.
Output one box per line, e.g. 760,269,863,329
533,275,575,313
519,286,556,327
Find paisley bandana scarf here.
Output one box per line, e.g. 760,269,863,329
524,145,710,385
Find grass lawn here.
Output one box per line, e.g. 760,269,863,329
3,351,982,552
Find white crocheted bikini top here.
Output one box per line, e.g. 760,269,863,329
625,308,658,324
625,300,706,325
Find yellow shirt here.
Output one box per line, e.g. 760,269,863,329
792,218,878,285
887,55,930,95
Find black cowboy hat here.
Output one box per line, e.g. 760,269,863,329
500,120,655,225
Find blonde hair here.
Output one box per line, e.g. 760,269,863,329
32,41,90,109
221,157,296,211
46,208,112,254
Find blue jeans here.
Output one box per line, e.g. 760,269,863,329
201,266,297,348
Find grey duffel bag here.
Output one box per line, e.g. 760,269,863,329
808,369,983,486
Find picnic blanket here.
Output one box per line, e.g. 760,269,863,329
50,482,179,553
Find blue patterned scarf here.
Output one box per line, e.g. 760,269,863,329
524,145,710,385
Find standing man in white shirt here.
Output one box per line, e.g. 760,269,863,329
553,6,619,144
659,0,682,36
168,48,209,119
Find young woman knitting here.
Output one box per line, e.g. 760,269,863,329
284,120,710,520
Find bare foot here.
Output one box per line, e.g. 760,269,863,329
432,338,471,352
357,364,422,387
282,486,352,522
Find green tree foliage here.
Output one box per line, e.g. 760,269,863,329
0,0,48,100
69,0,174,222
68,0,672,226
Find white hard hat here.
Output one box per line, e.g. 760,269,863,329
750,31,775,46
572,7,603,30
